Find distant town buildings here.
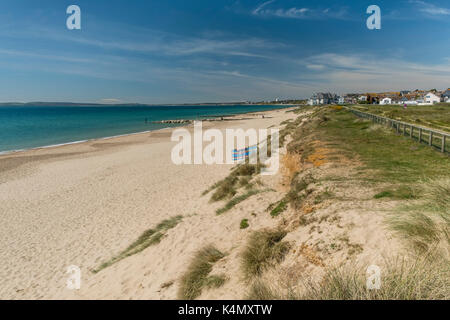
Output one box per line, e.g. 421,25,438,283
380,97,392,105
424,92,441,104
358,95,368,102
308,88,450,106
308,93,343,105
443,89,450,103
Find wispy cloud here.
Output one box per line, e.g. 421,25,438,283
300,53,450,92
251,0,348,20
0,49,95,64
410,0,450,16
306,64,326,70
253,0,309,18
0,23,280,60
75,36,276,57
252,0,275,15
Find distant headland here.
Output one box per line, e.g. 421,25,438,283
0,100,305,107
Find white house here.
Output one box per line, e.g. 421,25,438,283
424,92,441,104
443,89,450,103
308,93,339,105
380,97,392,105
308,95,319,105
358,95,368,102
338,96,345,104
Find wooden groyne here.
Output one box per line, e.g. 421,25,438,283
152,117,237,124
152,119,193,124
151,113,268,125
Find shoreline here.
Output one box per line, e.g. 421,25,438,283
0,129,159,156
0,105,295,157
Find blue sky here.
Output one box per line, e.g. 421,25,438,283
0,0,449,103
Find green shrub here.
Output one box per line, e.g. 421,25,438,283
240,219,250,229
178,246,226,300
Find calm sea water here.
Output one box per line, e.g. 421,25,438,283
0,104,287,153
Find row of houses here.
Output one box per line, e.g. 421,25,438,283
360,89,450,105
308,89,450,106
308,93,344,105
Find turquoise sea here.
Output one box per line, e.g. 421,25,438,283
0,104,287,153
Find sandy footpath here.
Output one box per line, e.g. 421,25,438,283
0,108,296,299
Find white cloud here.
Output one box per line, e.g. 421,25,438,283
252,0,276,15
0,22,280,60
300,53,450,92
252,1,347,19
410,0,450,16
252,0,311,19
306,64,325,70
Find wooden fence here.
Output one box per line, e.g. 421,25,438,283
348,108,450,154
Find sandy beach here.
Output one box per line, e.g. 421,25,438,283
0,108,297,299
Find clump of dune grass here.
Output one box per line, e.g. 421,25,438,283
242,229,290,278
374,185,416,200
211,176,239,201
246,279,281,300
389,212,441,253
216,189,264,215
269,200,287,217
234,163,265,176
204,163,265,201
203,274,227,289
178,246,226,300
424,178,450,210
388,179,449,253
246,254,449,300
93,215,182,273
300,255,449,300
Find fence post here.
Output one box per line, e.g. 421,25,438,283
419,128,422,142
442,135,446,153
410,125,413,138
429,131,433,146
